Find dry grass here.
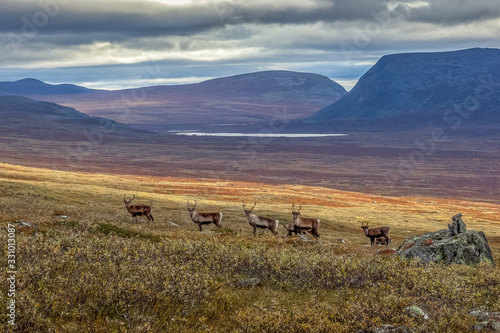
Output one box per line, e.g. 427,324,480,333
0,162,499,332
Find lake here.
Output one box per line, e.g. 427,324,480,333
173,132,347,138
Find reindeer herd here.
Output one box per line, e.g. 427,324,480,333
123,195,391,246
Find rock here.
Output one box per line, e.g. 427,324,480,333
15,220,34,228
15,220,38,235
488,321,500,332
395,229,495,266
235,278,261,288
168,222,180,227
404,306,429,321
359,324,413,333
337,238,346,244
470,310,500,332
479,314,492,322
472,322,490,331
298,234,312,242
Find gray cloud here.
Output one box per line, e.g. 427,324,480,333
0,0,393,39
399,0,500,25
0,0,499,90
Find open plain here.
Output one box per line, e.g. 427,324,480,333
0,158,499,332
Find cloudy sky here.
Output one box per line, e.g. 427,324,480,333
1,0,499,90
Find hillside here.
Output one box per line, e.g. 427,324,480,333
0,162,498,332
15,71,347,131
0,78,98,95
307,48,500,126
0,95,149,140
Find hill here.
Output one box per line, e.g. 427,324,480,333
0,78,99,95
0,162,498,332
0,95,149,140
307,48,500,126
14,71,347,131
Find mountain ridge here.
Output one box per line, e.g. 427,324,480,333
8,70,347,131
307,48,500,125
0,95,151,140
0,78,100,95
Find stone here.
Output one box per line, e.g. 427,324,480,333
235,278,261,288
471,322,489,331
469,310,491,322
404,306,429,321
488,321,500,332
449,213,466,236
298,234,313,242
168,222,180,227
395,229,495,266
337,238,346,244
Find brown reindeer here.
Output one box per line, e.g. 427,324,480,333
360,222,391,247
242,202,279,236
123,194,154,222
282,221,307,236
291,204,320,239
186,200,222,232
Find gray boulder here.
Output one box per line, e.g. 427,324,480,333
395,229,495,266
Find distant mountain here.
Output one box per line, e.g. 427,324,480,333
307,48,500,125
0,95,89,119
0,96,148,140
0,78,99,95
14,71,347,131
188,71,346,101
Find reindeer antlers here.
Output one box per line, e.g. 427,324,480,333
187,200,197,208
291,203,302,213
124,194,136,202
242,201,256,211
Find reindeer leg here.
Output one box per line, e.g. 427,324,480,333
198,223,203,232
150,214,154,222
253,225,257,236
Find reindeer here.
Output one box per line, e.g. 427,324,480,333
186,200,222,232
123,194,154,222
242,202,279,236
282,221,306,236
291,204,320,239
360,222,391,247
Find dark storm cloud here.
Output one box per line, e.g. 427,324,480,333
0,0,393,41
398,0,500,25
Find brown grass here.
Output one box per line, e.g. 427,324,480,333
0,162,499,332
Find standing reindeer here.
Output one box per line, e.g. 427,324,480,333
291,204,320,239
123,194,154,222
282,221,306,236
242,202,279,236
186,200,223,232
360,222,391,247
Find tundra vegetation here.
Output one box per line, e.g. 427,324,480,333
0,163,499,332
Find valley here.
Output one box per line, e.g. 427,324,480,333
1,48,500,332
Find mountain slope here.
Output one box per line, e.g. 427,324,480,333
15,71,347,131
0,78,99,95
0,96,148,140
307,48,500,124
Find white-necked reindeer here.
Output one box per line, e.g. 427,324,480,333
123,194,154,222
186,200,222,232
291,204,320,239
360,222,391,247
242,202,279,236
